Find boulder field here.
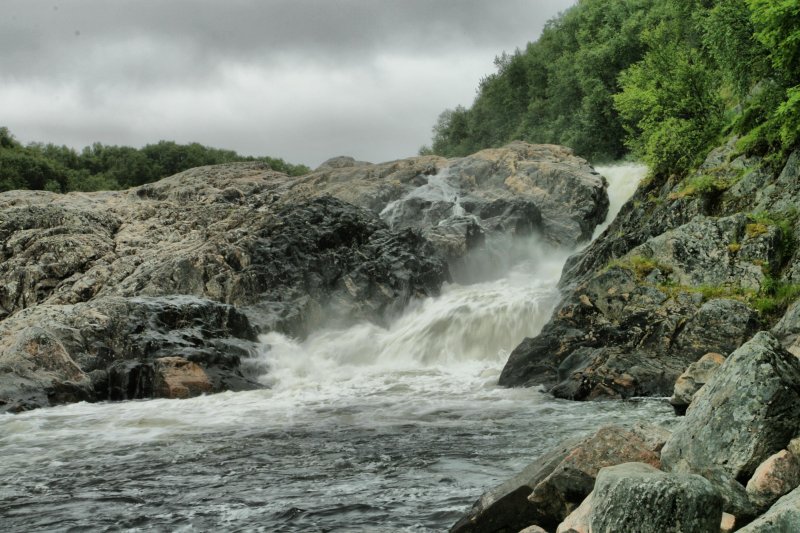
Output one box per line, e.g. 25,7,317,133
0,142,608,412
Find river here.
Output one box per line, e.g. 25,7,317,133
0,165,673,532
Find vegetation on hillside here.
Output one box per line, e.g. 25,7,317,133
426,0,800,179
0,127,310,193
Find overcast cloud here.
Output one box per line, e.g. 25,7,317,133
2,0,576,167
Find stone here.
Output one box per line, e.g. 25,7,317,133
450,437,581,533
450,424,664,533
556,491,592,533
589,462,723,533
661,332,800,482
669,352,725,415
772,299,800,357
527,425,661,529
720,513,736,533
518,527,548,533
153,357,213,399
746,449,800,511
737,486,800,532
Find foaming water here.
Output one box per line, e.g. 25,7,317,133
0,164,666,532
592,163,647,238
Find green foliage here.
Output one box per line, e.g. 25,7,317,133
614,13,724,177
0,127,310,193
427,0,800,180
606,254,671,280
430,0,664,162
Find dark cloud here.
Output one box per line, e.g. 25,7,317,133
2,0,576,166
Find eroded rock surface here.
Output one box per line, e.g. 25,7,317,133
501,140,800,400
0,143,608,412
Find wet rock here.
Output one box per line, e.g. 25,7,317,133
661,332,800,482
746,449,800,511
0,296,261,410
737,485,800,532
527,425,661,529
450,437,581,533
589,462,723,533
669,352,725,415
450,424,664,533
153,357,213,399
500,212,770,397
501,140,800,401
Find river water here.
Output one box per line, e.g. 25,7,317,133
0,165,673,532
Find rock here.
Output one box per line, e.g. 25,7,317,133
589,462,723,533
0,296,260,411
527,425,661,529
450,437,581,533
500,140,800,401
720,513,736,533
737,485,800,532
661,332,800,482
2,143,612,411
746,449,800,511
500,213,768,396
556,491,592,533
153,357,213,399
772,299,800,357
518,527,548,533
669,352,725,415
450,424,664,533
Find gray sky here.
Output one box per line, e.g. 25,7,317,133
2,0,576,167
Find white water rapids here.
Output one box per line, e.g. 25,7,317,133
0,164,673,532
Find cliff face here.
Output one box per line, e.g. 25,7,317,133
0,142,608,412
500,140,800,400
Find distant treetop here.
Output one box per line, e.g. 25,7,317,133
0,129,311,193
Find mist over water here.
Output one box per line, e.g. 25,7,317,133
0,164,670,532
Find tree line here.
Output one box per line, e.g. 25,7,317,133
425,0,800,178
0,127,310,193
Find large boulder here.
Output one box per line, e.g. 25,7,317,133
746,449,800,511
450,424,665,533
589,462,723,533
0,296,260,412
737,485,800,532
450,437,581,533
661,332,800,482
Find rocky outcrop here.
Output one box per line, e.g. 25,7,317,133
501,139,800,399
0,143,608,412
450,424,666,533
738,485,800,532
589,462,723,533
660,332,800,481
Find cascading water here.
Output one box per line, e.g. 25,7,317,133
0,164,672,532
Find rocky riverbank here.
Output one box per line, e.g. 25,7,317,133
0,142,608,413
452,140,800,531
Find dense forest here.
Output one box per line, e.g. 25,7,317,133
426,0,800,178
0,127,310,193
